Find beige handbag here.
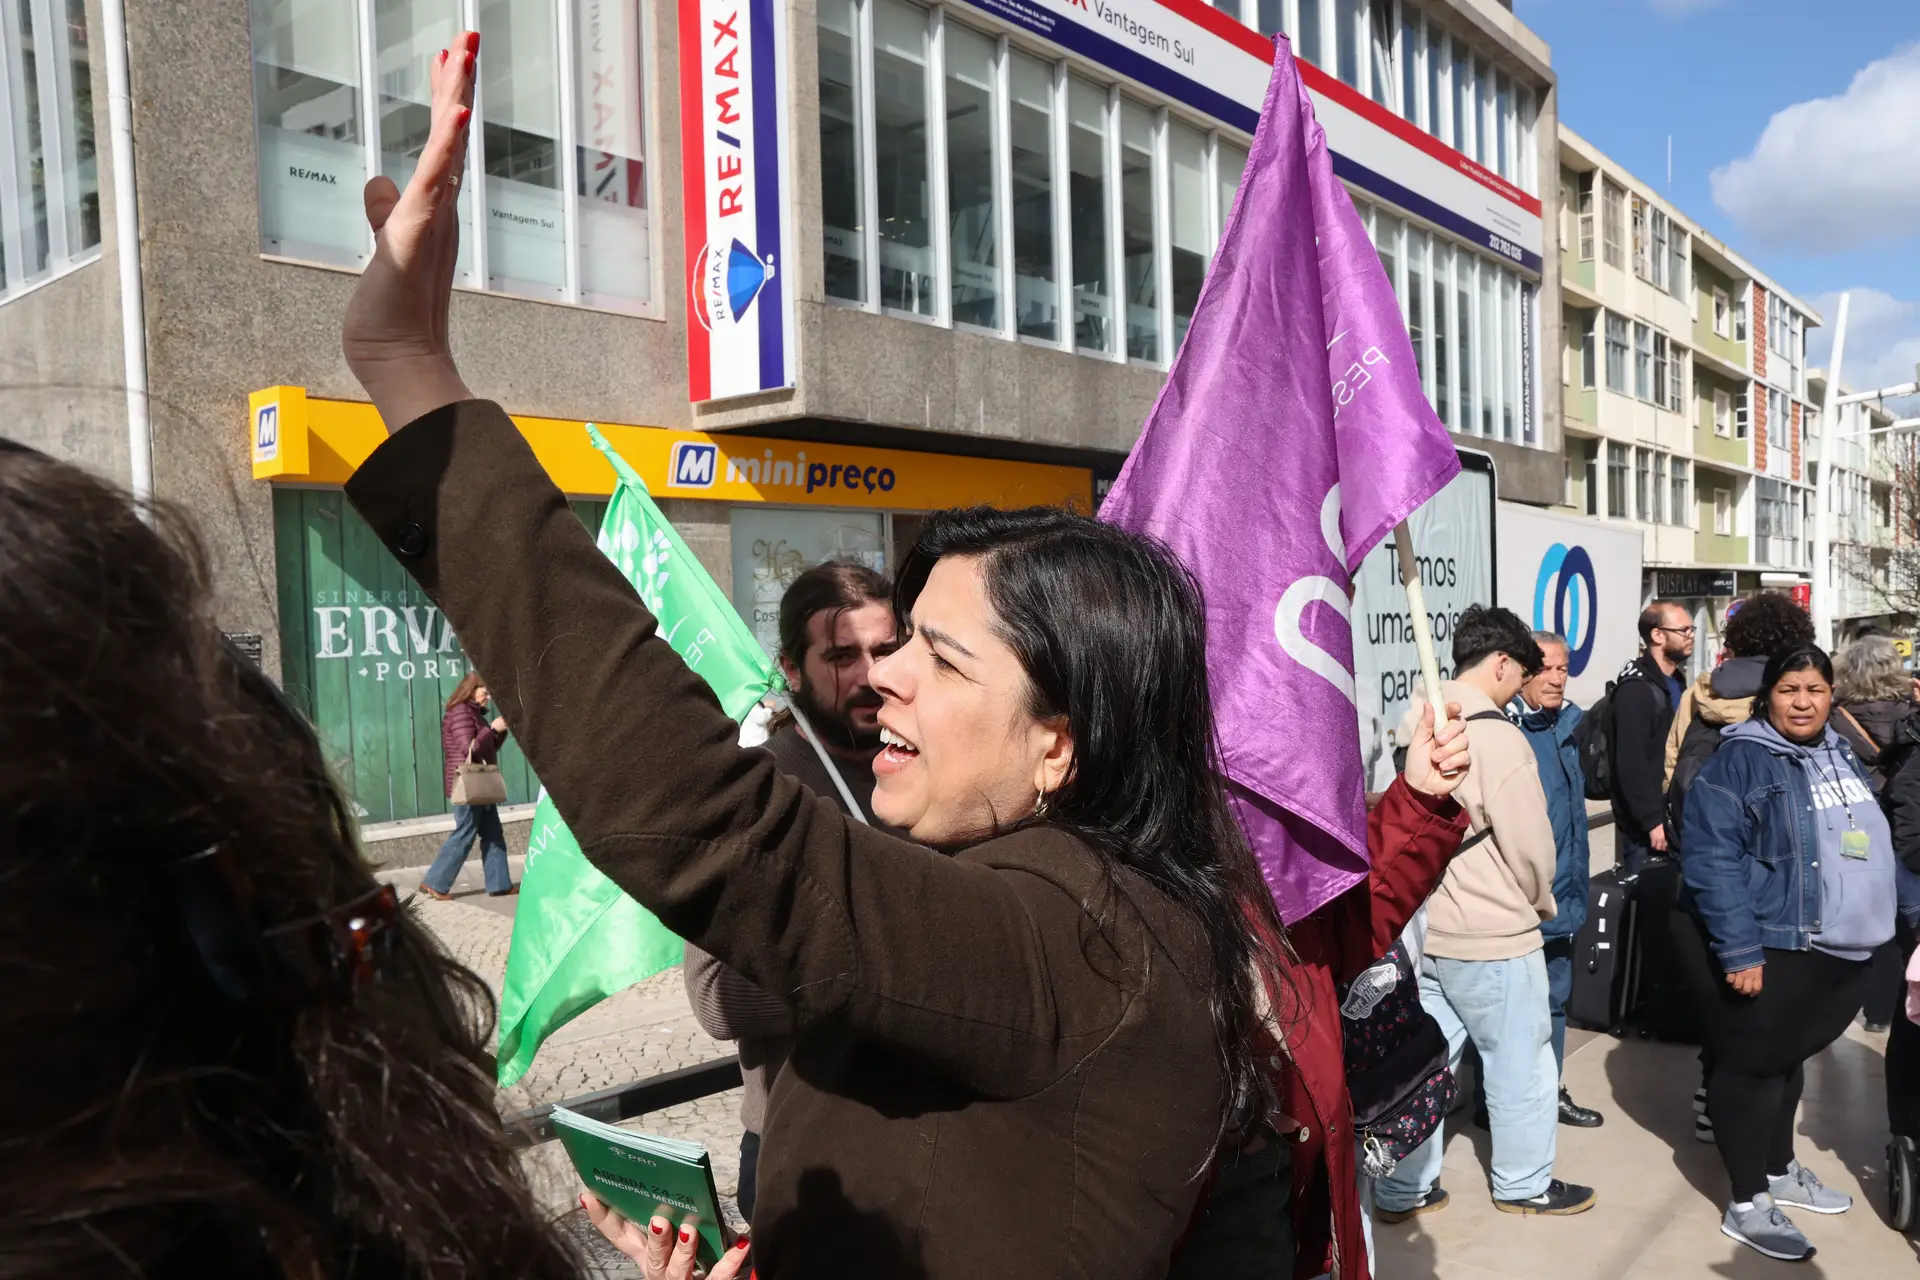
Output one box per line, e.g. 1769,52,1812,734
450,738,508,807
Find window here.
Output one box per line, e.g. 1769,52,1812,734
1120,99,1157,363
1608,442,1629,519
1713,287,1730,338
1474,56,1491,167
1426,24,1444,142
1401,4,1420,126
1451,41,1470,155
1170,119,1210,351
1670,458,1689,526
1009,51,1056,342
1651,210,1669,291
1585,446,1598,517
1714,386,1732,437
1067,77,1112,352
0,0,99,291
945,23,999,330
1735,386,1750,438
1368,0,1394,109
819,0,866,303
1636,448,1654,523
1629,195,1649,281
1334,0,1362,90
1665,342,1686,412
1456,252,1473,431
873,0,933,316
1601,180,1624,270
1668,227,1687,301
1299,0,1324,68
1576,171,1594,261
1432,240,1451,427
1478,254,1496,435
1501,271,1519,441
1653,332,1669,408
255,0,650,309
1494,70,1511,179
1406,226,1427,381
1652,453,1668,525
1605,313,1628,393
1634,321,1653,401
1734,289,1748,342
1715,488,1732,535
1579,311,1595,388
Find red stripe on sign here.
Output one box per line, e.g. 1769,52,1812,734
1133,0,1542,217
1296,55,1542,217
679,0,711,403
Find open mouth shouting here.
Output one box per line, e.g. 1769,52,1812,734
875,725,920,775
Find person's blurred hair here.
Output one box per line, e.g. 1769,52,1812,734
1723,592,1816,661
0,443,578,1278
1835,634,1911,705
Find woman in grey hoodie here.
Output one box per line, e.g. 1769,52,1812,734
1677,646,1920,1262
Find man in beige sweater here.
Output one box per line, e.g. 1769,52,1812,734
1376,606,1597,1222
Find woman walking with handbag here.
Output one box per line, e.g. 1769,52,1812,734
421,672,515,901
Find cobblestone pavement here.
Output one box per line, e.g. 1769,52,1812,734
376,856,750,1272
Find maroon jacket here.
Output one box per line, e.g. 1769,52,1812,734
441,699,507,799
1279,782,1467,1280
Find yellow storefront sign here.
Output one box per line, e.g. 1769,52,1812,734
249,387,1093,511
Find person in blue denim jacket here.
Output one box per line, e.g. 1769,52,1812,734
1676,645,1920,1262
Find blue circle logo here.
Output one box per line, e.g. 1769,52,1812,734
1534,543,1598,676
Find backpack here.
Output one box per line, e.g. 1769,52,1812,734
1575,665,1668,802
1341,940,1456,1178
1391,708,1510,775
1665,713,1730,849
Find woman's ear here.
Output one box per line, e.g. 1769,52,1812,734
1033,715,1074,797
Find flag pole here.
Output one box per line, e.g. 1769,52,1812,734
788,705,872,824
1393,520,1449,730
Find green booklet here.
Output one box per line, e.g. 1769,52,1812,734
549,1106,732,1265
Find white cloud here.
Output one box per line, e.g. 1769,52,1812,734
1808,289,1920,403
1710,45,1920,254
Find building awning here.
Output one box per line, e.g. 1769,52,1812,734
248,386,1093,511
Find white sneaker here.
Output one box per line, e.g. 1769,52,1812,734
1768,1160,1852,1216
1722,1193,1815,1262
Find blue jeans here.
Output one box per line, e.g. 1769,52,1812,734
1544,935,1575,1074
422,804,512,895
1377,950,1558,1208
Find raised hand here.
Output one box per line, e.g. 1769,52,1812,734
342,30,478,432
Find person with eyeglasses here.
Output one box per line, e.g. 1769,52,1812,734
1376,606,1598,1222
1609,600,1697,876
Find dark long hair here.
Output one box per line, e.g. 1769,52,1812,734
0,445,578,1277
446,668,487,711
894,506,1289,1142
1753,644,1835,731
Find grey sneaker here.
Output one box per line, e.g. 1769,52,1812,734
1721,1194,1815,1262
1768,1160,1852,1215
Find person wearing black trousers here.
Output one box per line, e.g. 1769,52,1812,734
1678,647,1920,1262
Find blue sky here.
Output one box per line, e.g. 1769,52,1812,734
1514,0,1920,393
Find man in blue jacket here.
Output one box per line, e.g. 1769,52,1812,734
1513,630,1604,1128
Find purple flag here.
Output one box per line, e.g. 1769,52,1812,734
1100,39,1459,924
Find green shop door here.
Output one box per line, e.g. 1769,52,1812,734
273,489,606,825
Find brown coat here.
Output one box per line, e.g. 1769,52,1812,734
346,402,1225,1280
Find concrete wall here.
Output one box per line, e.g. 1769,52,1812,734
0,0,126,479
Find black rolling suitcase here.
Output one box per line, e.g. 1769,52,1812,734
1629,858,1700,1044
1568,868,1636,1032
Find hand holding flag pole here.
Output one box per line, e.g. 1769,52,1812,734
1392,520,1451,736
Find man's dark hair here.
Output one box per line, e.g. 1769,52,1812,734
1452,604,1543,676
776,560,893,669
1723,591,1816,660
1638,599,1686,646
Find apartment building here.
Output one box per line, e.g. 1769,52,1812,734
1808,371,1913,639
0,0,1558,833
1555,126,1821,670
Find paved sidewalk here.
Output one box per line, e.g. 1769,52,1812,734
381,856,752,1274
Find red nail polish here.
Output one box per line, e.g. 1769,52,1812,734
679,1226,694,1244
735,1237,751,1250
651,1222,665,1236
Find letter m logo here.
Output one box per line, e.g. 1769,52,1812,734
253,403,279,461
670,441,718,488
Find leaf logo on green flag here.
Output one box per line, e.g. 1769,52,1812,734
495,426,779,1088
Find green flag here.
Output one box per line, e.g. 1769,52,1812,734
495,425,779,1087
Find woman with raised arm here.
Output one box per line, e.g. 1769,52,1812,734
338,34,1470,1279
